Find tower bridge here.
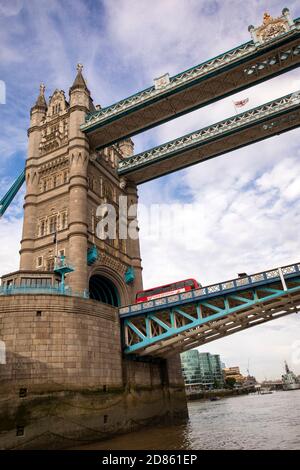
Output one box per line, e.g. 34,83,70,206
0,8,299,448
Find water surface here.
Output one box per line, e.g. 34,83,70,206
75,390,300,450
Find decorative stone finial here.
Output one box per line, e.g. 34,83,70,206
120,178,127,190
263,12,272,25
33,83,47,110
248,8,294,45
40,83,45,95
69,63,89,93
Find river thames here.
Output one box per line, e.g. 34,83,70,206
76,390,300,450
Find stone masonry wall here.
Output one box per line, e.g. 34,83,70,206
0,295,123,392
0,294,187,449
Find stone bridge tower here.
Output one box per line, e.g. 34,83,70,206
18,65,143,306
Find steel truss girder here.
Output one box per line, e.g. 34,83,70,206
0,170,25,218
122,277,300,357
82,20,300,149
118,90,300,184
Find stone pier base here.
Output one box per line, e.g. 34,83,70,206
0,295,188,449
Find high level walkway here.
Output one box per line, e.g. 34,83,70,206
81,11,300,149
118,90,300,184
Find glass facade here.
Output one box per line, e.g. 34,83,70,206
181,350,203,386
181,350,224,390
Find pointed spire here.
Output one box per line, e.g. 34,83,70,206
70,63,89,93
34,83,47,109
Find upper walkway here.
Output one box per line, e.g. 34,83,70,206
81,11,300,149
118,90,300,183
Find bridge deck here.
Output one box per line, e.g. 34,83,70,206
120,263,300,357
82,18,300,149
118,91,300,184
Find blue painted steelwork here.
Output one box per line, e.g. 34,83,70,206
120,263,300,317
54,255,75,293
121,263,300,356
87,245,99,265
125,266,135,284
0,170,25,218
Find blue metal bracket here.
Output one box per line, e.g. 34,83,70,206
87,245,99,265
125,266,135,284
54,255,75,293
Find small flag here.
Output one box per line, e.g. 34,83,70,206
233,98,249,109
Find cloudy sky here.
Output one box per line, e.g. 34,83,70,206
0,0,300,380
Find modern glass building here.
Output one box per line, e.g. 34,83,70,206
181,350,224,390
181,350,202,387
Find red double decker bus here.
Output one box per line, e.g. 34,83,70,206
135,278,201,303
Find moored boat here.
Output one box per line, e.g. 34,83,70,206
282,361,300,391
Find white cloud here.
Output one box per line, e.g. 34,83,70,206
0,0,24,17
138,128,300,380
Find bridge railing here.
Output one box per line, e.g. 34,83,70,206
118,90,300,173
119,262,300,316
0,285,89,299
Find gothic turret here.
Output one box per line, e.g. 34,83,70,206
67,64,91,293
69,63,89,92
31,83,47,111
20,84,47,269
30,83,47,128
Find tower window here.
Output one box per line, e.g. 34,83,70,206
63,171,68,184
46,258,55,271
40,220,46,237
61,212,68,229
36,256,43,268
49,216,57,234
